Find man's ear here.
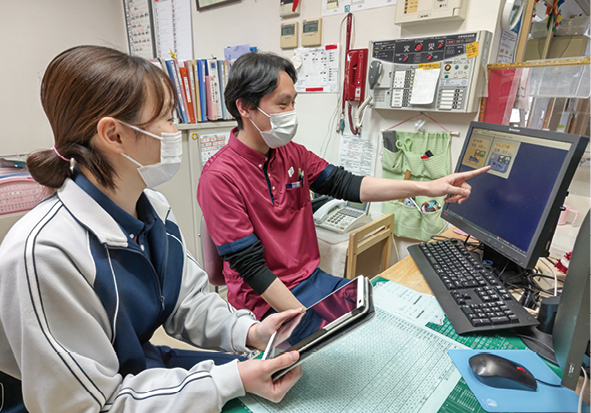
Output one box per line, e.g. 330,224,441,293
236,98,255,119
94,117,127,154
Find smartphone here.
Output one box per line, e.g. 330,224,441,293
262,275,374,380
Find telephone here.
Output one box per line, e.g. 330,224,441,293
313,199,372,233
344,49,368,102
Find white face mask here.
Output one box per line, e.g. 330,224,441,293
249,107,298,149
119,122,183,189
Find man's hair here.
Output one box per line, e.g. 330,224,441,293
224,52,297,129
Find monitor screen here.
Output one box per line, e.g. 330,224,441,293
442,122,588,270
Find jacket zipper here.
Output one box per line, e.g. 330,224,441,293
108,246,166,312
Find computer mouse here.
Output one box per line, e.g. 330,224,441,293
469,353,537,391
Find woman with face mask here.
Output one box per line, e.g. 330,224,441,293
198,52,489,321
0,46,303,413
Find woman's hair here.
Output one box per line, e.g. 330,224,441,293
27,45,176,189
224,52,297,130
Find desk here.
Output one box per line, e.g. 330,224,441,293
377,227,589,408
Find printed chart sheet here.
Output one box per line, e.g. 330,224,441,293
242,282,466,413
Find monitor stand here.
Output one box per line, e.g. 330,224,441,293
481,244,529,275
514,295,562,365
517,326,558,364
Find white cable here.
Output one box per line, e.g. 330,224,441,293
579,366,588,413
353,95,373,130
320,14,348,157
540,257,558,296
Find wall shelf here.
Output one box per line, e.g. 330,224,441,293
176,121,237,131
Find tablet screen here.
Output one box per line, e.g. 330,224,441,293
267,279,362,358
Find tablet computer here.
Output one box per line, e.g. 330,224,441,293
262,275,375,380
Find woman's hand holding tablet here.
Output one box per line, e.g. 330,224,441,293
262,276,375,380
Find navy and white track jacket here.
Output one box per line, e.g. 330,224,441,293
0,176,257,412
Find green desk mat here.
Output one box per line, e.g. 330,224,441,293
222,276,558,413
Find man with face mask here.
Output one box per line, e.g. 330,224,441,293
197,52,489,320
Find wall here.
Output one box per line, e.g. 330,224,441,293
0,0,128,157
192,1,505,169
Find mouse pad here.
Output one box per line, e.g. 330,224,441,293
448,349,589,412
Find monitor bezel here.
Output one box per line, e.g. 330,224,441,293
441,121,588,270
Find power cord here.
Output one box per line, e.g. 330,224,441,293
539,257,558,296
579,366,588,413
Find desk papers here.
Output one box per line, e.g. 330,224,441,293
242,281,466,413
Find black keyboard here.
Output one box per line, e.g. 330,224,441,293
408,238,539,335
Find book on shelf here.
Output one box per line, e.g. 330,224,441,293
155,57,237,124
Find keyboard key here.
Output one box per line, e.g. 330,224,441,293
461,306,473,315
491,316,510,325
471,318,492,327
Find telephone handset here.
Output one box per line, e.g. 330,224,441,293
313,199,372,233
344,49,368,102
314,199,346,224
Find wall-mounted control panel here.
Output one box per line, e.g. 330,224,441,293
280,0,301,17
395,0,467,25
369,31,491,113
302,18,322,47
280,22,299,49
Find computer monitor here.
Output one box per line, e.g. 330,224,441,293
441,122,589,272
552,211,590,391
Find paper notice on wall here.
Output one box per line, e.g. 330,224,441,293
337,131,376,176
124,0,155,59
294,45,340,93
497,29,518,64
410,68,440,105
199,131,230,167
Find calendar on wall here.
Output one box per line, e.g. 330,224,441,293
123,0,156,59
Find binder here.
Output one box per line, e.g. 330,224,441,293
207,59,223,120
187,60,201,122
205,76,217,120
179,65,196,123
196,59,208,121
164,59,189,123
174,60,192,123
216,60,227,120
224,60,233,119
